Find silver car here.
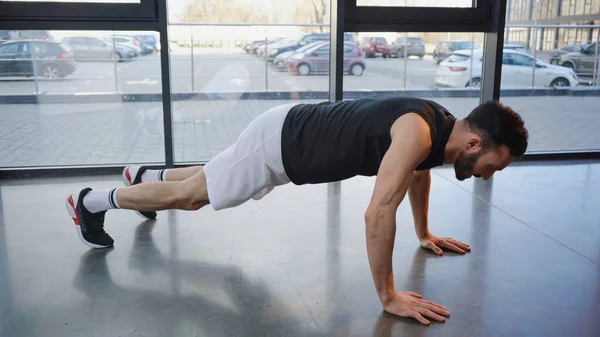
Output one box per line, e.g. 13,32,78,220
63,36,137,61
559,42,600,77
389,36,425,59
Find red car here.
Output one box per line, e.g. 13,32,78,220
360,37,390,58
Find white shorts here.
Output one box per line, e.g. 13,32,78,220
203,103,299,211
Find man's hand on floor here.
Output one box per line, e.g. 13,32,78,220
419,233,471,255
382,291,450,325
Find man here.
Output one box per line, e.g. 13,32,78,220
65,97,528,325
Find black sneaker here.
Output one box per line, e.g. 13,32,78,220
65,188,114,249
122,165,158,220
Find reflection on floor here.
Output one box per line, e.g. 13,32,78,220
1,161,599,337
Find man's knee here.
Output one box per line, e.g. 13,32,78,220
173,171,208,210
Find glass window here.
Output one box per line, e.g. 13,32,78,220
32,42,49,54
501,0,600,153
357,0,475,7
0,30,164,168
502,53,514,65
509,53,534,67
344,31,483,165
168,16,332,163
169,0,330,25
449,41,478,51
0,42,19,55
87,38,106,47
317,45,330,55
349,32,483,90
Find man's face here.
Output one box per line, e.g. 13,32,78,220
454,141,512,181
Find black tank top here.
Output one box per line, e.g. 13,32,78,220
280,97,456,185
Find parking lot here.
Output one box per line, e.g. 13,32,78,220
1,48,598,168
0,48,561,95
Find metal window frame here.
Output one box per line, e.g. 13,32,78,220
344,0,493,32
0,0,157,23
481,0,508,102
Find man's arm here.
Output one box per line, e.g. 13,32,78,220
408,170,472,255
364,113,448,324
408,170,431,240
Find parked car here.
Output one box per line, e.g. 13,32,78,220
503,43,529,54
258,39,298,58
273,41,324,68
244,40,264,53
63,36,137,61
0,40,76,79
296,33,354,47
286,41,365,76
549,43,589,64
433,40,479,64
110,35,153,55
251,38,283,54
268,33,354,60
360,37,390,58
389,36,425,59
435,48,578,88
559,42,600,77
135,34,159,53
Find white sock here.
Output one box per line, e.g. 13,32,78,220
83,188,121,213
140,168,168,182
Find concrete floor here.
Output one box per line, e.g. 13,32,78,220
1,162,599,337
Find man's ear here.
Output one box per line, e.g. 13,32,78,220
466,135,483,152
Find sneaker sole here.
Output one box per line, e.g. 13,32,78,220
122,167,156,220
65,194,112,249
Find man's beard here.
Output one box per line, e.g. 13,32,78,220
454,151,480,181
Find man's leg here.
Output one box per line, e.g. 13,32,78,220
66,102,295,249
117,167,209,211
120,165,204,219
66,168,210,249
123,165,203,185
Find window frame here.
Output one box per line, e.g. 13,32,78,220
344,0,493,32
0,0,157,27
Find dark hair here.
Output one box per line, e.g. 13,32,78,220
464,101,528,157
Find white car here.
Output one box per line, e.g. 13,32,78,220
435,49,579,89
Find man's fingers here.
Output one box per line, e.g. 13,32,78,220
408,311,431,325
422,241,443,255
447,239,471,251
416,307,446,322
439,240,465,254
419,302,450,316
421,299,448,311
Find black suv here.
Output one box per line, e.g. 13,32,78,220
0,40,76,79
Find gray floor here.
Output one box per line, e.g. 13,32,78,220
1,162,600,337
